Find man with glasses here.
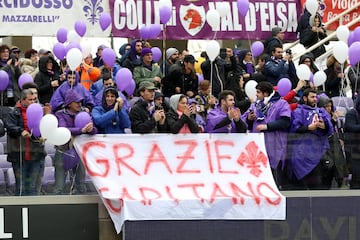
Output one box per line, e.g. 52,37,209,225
6,89,46,195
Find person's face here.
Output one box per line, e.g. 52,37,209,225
30,53,38,63
170,52,179,63
23,93,37,107
68,101,82,113
84,54,93,65
314,17,320,27
303,58,312,67
256,89,266,101
154,97,163,106
273,48,283,59
244,52,252,62
239,76,244,89
142,53,153,63
324,102,332,114
184,61,194,71
67,74,76,86
28,88,38,102
97,48,103,56
177,97,188,112
0,48,9,61
276,31,285,40
46,60,53,70
222,94,235,109
304,92,317,107
105,92,116,107
140,89,155,102
103,78,114,87
135,42,143,54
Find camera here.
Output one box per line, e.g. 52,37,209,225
10,54,17,65
155,105,163,111
285,49,292,55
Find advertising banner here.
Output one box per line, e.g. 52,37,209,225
74,133,286,233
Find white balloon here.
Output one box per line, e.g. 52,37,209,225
206,9,220,31
40,114,58,139
333,41,349,64
67,30,81,43
313,71,327,87
47,127,71,146
336,25,350,43
159,0,172,8
217,2,230,18
305,0,318,15
205,40,220,62
66,48,83,70
244,80,258,101
80,41,92,58
296,64,311,80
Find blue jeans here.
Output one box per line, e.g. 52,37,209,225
12,159,42,196
53,149,86,195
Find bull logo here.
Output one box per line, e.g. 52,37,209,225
180,4,205,36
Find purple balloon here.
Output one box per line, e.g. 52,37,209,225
160,6,172,24
309,72,314,83
349,42,360,66
53,42,66,60
124,79,136,96
26,103,43,137
75,20,87,37
149,24,162,39
354,26,360,42
75,112,91,129
237,0,249,17
251,41,264,58
348,32,356,46
18,73,33,89
0,70,9,91
116,68,133,91
139,25,151,40
65,42,82,53
99,13,111,31
277,78,291,97
151,47,162,62
56,28,68,43
102,48,116,67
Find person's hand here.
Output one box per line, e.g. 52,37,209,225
209,96,217,105
308,123,317,131
317,119,326,129
295,80,306,91
186,91,194,98
43,103,52,115
82,122,93,133
159,110,166,125
175,87,181,93
256,124,267,131
153,110,162,122
154,77,161,83
51,80,59,87
21,130,31,138
183,105,191,117
228,107,241,121
247,110,256,121
114,97,124,111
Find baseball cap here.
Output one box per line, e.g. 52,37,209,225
10,46,20,53
154,91,164,99
139,81,157,91
183,54,197,63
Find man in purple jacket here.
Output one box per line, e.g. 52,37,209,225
205,90,246,133
242,82,291,187
288,88,333,189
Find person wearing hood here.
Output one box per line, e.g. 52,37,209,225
242,81,291,187
53,89,97,194
93,44,106,68
117,43,131,66
0,44,22,106
133,48,163,90
19,49,39,79
344,94,360,188
50,70,95,113
76,53,101,90
317,95,346,188
6,89,46,195
288,88,333,189
34,55,62,105
205,90,246,133
92,86,131,134
236,49,255,82
165,94,199,134
121,39,143,73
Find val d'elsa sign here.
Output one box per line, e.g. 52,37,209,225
74,133,286,233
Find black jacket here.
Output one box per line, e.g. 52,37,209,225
165,109,199,134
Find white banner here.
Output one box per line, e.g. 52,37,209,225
0,1,111,36
74,133,286,233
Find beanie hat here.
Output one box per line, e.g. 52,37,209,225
166,48,178,59
271,27,282,36
141,48,152,58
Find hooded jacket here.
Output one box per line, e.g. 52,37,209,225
34,55,61,104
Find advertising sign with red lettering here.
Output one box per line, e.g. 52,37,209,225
74,133,286,233
300,0,360,30
109,0,301,40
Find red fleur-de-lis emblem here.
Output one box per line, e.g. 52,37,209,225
237,141,268,177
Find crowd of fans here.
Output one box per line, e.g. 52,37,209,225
0,17,359,195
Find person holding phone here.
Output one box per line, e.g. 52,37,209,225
165,94,199,134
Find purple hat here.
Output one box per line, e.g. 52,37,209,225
141,48,152,58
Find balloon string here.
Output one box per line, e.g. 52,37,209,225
210,61,213,97
162,24,167,77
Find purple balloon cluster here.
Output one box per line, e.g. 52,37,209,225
140,24,162,40
116,68,136,96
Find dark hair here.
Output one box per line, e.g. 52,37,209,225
24,49,38,59
256,81,273,95
0,45,10,54
218,90,235,102
271,44,282,53
22,82,38,90
302,88,317,98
